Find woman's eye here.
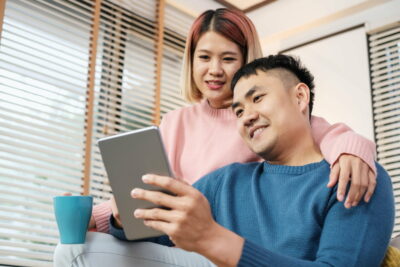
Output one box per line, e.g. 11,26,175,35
223,57,236,61
199,55,209,60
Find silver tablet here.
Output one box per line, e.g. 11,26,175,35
97,126,173,240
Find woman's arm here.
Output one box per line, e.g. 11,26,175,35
311,115,377,207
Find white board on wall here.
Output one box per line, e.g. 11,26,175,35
282,26,374,141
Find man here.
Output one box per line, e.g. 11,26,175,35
56,55,394,266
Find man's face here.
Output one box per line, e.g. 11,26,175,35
232,71,303,159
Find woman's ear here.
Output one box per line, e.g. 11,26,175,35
295,83,310,114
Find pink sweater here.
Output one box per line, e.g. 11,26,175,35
93,100,376,233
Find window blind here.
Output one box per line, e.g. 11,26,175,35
0,0,190,265
0,0,93,265
368,24,400,237
88,0,159,203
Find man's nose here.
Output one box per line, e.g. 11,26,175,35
244,109,259,127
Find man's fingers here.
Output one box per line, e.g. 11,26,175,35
134,208,178,223
328,164,340,188
142,174,193,196
62,192,72,196
131,188,182,209
142,219,173,236
364,170,377,203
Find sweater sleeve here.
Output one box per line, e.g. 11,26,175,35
237,163,394,266
92,200,112,233
109,215,174,247
310,115,377,174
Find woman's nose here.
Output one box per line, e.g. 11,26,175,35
209,60,223,76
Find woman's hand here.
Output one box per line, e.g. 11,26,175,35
327,154,376,208
110,196,123,228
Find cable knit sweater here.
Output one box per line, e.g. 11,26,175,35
93,100,376,233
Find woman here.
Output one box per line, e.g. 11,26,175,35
54,8,378,266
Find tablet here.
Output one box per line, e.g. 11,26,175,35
97,126,173,240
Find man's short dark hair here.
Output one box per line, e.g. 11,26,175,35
231,54,315,115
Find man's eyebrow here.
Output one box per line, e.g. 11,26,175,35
231,86,260,110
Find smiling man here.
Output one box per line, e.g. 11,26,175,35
99,55,395,267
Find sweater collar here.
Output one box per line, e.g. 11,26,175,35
262,160,329,175
200,99,236,120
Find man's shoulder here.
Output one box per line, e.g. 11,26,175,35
375,162,393,190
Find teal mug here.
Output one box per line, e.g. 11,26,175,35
53,196,93,244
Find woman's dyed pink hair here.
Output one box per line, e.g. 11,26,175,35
181,8,263,103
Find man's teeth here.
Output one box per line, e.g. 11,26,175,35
253,127,265,137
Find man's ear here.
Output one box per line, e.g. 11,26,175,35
294,83,310,114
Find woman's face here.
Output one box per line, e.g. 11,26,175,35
192,31,244,109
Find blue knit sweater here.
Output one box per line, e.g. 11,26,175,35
110,160,394,266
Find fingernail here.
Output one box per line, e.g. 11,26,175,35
345,202,351,209
337,194,344,202
134,209,142,217
352,202,358,207
131,188,140,197
142,175,151,182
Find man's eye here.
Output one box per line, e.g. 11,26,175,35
235,109,243,118
253,94,264,103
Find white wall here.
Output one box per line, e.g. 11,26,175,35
284,27,374,140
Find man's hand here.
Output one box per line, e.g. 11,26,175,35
132,174,244,267
327,154,376,209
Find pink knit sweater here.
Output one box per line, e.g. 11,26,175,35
93,100,376,233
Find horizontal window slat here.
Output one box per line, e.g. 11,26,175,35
0,156,82,185
0,240,55,252
21,0,93,32
0,104,83,136
0,118,83,147
373,100,400,114
375,121,400,133
0,51,86,89
372,75,400,89
373,89,400,103
0,170,81,193
0,223,58,237
0,205,55,222
374,114,400,127
0,257,52,267
370,55,399,72
369,38,400,53
377,134,400,146
369,31,400,47
371,63,400,79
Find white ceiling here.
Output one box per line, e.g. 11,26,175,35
168,0,389,44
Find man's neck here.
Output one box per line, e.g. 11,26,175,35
264,130,323,166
